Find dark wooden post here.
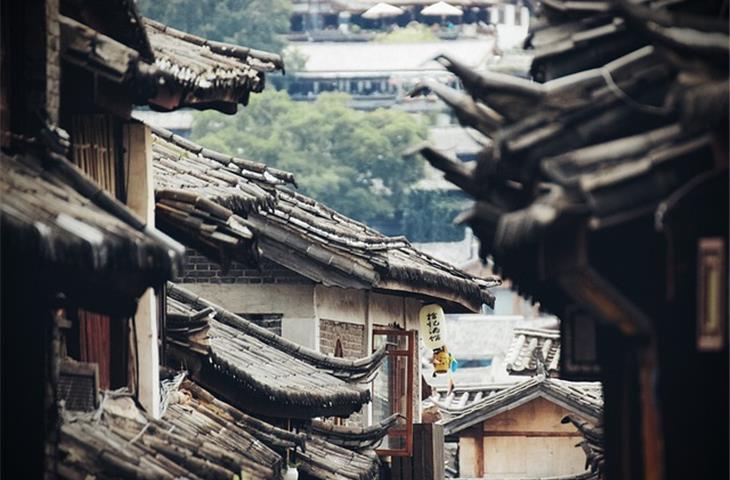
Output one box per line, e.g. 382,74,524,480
392,423,445,480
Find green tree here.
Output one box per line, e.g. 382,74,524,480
191,91,427,226
136,0,292,53
401,189,469,242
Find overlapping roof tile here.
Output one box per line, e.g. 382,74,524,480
438,376,603,435
58,6,283,113
166,282,386,418
412,0,728,311
150,127,498,312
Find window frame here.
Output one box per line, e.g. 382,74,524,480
372,327,415,457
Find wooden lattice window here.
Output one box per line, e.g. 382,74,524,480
70,114,124,200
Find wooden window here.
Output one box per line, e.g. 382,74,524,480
561,306,601,380
372,328,415,457
697,238,727,351
71,309,129,390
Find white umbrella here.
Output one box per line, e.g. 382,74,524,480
420,1,463,16
362,2,405,19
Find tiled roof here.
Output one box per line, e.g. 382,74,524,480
505,327,561,376
425,382,521,416
59,389,283,480
59,378,381,480
311,413,401,451
151,127,499,312
166,283,386,418
57,12,282,113
297,436,380,480
0,140,181,314
182,380,381,480
144,19,283,113
438,376,603,436
411,0,728,313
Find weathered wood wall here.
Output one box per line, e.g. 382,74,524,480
459,396,588,478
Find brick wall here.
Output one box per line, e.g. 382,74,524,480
319,319,366,359
320,319,367,425
178,248,313,285
238,314,282,336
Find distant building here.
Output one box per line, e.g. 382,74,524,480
421,315,605,479
281,39,496,109
436,376,603,479
289,0,530,35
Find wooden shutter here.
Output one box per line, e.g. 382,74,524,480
70,114,123,199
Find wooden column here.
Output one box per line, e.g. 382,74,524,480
123,122,160,418
392,424,445,480
640,343,664,480
475,423,485,477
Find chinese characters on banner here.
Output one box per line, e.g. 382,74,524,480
419,304,446,350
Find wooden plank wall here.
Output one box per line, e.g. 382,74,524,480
392,423,445,480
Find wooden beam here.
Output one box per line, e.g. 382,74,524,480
124,122,160,418
482,430,583,437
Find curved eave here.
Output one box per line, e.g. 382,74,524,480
376,278,494,313
167,283,388,382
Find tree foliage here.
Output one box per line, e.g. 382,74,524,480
136,0,292,53
191,91,428,226
401,190,469,242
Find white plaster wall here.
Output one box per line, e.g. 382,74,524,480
179,283,315,317
179,283,319,349
370,292,405,327
314,286,367,325
282,316,319,350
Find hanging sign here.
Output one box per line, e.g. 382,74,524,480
419,304,446,350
